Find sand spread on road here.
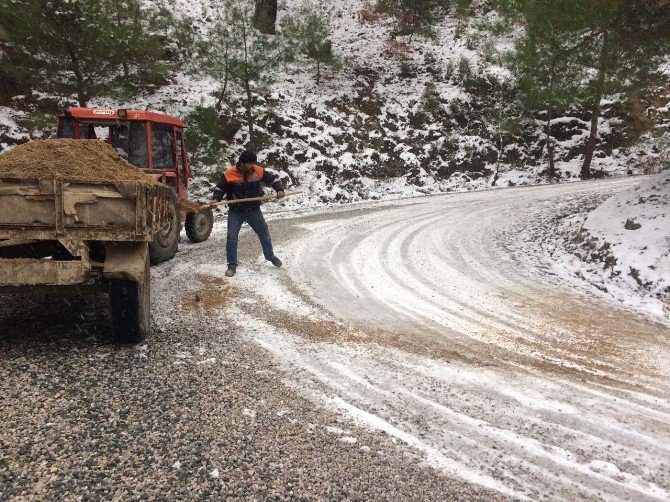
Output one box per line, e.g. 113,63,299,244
181,275,236,313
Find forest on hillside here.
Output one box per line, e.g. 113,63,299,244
1,0,669,199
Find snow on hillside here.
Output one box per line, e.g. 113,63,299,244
2,0,668,208
517,173,670,318
2,1,669,306
0,106,29,145
578,172,670,315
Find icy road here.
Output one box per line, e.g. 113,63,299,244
162,177,670,501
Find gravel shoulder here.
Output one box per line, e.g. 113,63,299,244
0,287,499,500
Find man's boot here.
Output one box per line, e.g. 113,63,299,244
270,256,282,268
225,267,236,277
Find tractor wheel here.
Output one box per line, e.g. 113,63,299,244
149,191,180,264
110,256,150,344
185,208,214,243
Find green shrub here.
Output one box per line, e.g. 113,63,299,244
18,111,54,139
184,105,240,177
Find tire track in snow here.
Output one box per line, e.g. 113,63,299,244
229,179,670,500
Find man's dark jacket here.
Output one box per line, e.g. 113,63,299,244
213,163,284,212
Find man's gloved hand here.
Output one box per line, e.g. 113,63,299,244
277,191,286,199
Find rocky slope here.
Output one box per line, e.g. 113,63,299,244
1,0,669,205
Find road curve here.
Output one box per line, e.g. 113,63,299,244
232,178,670,500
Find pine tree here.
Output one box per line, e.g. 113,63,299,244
198,8,235,110
0,0,115,106
200,0,284,148
111,1,175,88
479,77,521,185
501,1,584,179
575,1,670,178
496,0,670,179
0,0,175,106
283,2,341,85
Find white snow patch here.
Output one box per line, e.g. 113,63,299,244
339,436,358,444
331,396,522,498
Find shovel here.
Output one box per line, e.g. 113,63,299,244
178,190,303,212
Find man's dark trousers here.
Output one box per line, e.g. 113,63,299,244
226,208,274,269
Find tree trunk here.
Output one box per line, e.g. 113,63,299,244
65,41,87,106
215,48,229,111
115,0,130,79
546,111,557,180
245,81,255,149
215,82,227,111
492,130,502,187
316,61,321,85
242,22,255,148
252,0,277,35
581,97,603,180
581,31,609,180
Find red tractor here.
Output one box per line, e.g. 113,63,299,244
56,107,213,264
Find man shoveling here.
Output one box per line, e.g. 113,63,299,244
212,150,285,277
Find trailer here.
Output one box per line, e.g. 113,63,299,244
0,107,215,344
0,176,173,343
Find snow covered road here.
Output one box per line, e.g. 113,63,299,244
171,177,670,500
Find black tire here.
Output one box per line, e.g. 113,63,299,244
110,257,150,344
149,192,180,264
185,208,214,243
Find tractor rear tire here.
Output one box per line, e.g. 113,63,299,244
149,191,180,264
185,208,214,243
110,257,150,344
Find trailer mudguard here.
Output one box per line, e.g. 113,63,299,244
103,242,148,283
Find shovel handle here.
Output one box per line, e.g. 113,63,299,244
201,190,303,211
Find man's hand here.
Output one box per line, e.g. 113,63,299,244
277,190,286,200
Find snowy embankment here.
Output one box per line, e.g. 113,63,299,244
579,172,670,315
522,173,669,318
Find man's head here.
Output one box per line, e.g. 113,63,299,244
237,150,257,173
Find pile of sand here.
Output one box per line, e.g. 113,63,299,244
177,198,204,212
0,139,157,184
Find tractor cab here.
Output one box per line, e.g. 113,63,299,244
57,107,213,263
57,107,190,202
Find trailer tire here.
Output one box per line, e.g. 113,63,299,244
185,208,214,243
149,192,180,264
110,257,150,344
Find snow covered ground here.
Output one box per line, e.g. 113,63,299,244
515,173,670,318
156,178,670,501
579,173,669,315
